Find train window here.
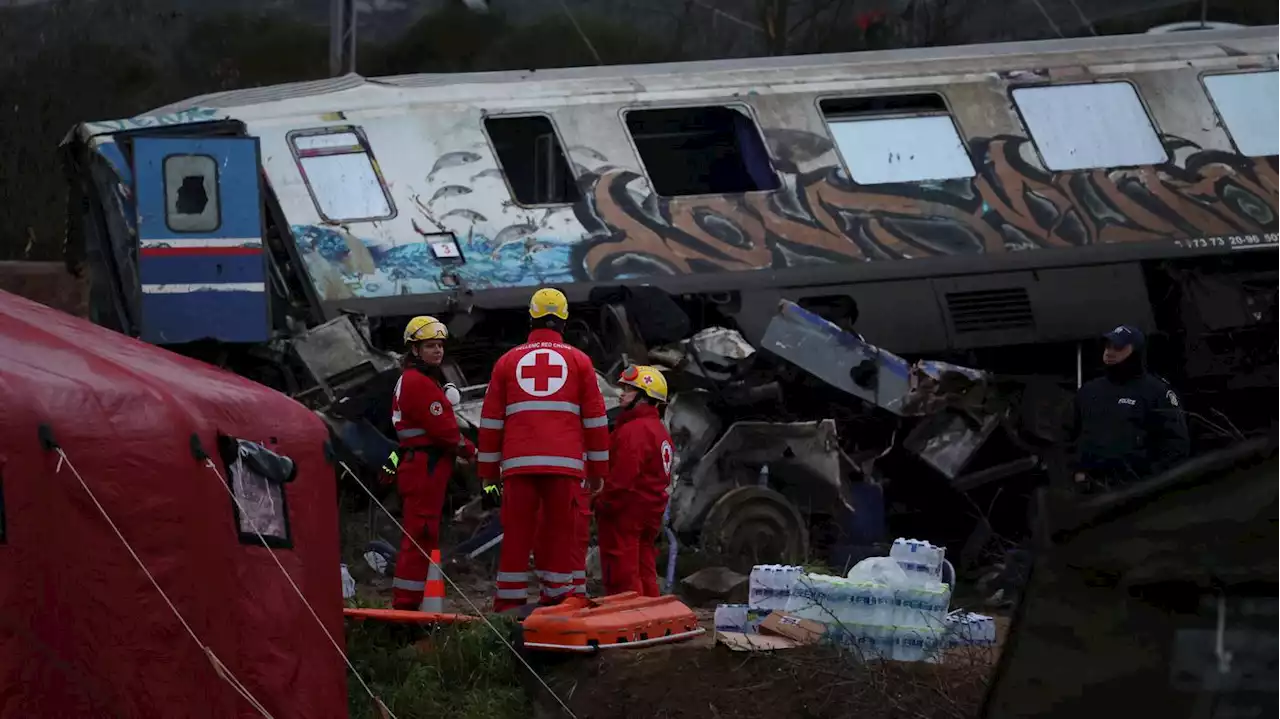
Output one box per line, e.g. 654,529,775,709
484,115,582,205
1203,71,1279,158
624,106,779,196
1012,82,1167,171
819,94,975,184
162,154,221,232
289,128,395,222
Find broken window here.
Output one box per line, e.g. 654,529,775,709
218,435,295,549
624,106,779,196
1203,71,1279,158
290,128,395,222
820,94,975,185
163,154,221,232
1012,82,1167,171
484,115,582,205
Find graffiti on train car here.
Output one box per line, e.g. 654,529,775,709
573,132,1280,280
289,131,1277,299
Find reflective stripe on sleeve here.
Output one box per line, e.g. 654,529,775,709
396,428,426,439
506,400,580,416
500,455,585,472
477,452,503,463
585,451,609,462
479,418,505,429
582,415,609,428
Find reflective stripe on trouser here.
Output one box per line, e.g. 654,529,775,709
392,451,451,610
494,474,578,612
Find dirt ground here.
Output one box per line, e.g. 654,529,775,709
344,500,1004,719
532,628,995,719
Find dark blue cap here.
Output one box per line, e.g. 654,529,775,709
1103,324,1145,349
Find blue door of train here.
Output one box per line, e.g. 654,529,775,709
131,136,270,344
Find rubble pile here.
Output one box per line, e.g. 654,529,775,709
318,292,1074,586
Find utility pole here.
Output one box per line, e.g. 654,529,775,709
1199,0,1209,28
330,0,358,77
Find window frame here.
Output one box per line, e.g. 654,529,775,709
617,101,781,199
161,153,223,234
218,438,294,550
1008,79,1169,172
813,90,976,185
286,125,397,224
1199,70,1280,158
479,111,583,208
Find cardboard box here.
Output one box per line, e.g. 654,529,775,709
716,631,800,652
759,612,827,645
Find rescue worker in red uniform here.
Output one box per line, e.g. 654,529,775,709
390,315,475,610
477,288,610,612
596,365,675,598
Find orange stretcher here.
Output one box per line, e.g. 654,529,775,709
342,607,478,625
519,592,704,653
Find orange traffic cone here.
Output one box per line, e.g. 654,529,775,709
419,550,445,613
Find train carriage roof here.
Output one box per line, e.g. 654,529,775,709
129,27,1276,122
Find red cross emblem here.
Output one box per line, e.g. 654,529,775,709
642,374,653,385
516,348,568,397
660,440,674,476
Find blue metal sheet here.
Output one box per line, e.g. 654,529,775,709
138,252,267,287
132,136,268,344
140,291,273,345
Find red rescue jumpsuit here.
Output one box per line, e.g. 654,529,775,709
595,402,674,597
390,363,475,610
477,328,609,612
537,480,592,597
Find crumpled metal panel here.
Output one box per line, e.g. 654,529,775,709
291,314,398,403
668,419,844,535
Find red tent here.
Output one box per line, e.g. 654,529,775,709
0,290,348,717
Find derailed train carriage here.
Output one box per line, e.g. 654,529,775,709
59,27,1278,570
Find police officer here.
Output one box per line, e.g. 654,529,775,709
1070,324,1189,490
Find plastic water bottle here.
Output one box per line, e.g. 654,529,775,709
844,581,872,626
893,626,924,662
749,566,767,609
779,566,802,610
714,604,750,634
763,566,780,610
868,583,894,626
340,564,356,600
891,538,945,585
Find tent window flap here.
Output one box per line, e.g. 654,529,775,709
218,435,294,548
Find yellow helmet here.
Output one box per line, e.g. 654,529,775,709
529,287,569,320
403,315,448,344
618,365,669,403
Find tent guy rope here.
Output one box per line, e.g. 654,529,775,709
51,448,276,719
202,458,398,719
338,460,579,719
